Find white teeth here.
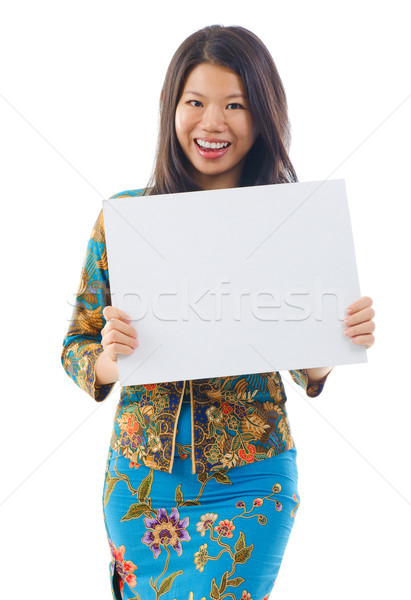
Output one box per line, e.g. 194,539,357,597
196,139,229,149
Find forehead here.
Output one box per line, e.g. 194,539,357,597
181,63,246,96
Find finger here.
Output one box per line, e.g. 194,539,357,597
344,306,375,326
344,320,375,337
346,296,373,315
103,328,139,349
348,334,375,349
101,317,138,339
103,305,132,323
104,342,136,357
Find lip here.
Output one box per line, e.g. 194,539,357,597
193,138,231,159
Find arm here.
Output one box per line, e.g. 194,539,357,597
60,208,116,402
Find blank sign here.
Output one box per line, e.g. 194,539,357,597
103,179,366,386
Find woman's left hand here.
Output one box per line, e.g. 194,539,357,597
344,296,375,349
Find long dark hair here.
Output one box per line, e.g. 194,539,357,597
144,25,298,195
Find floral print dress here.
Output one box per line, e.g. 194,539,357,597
60,189,332,600
102,389,300,600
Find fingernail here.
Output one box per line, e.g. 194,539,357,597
346,308,353,315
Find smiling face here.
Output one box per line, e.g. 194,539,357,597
175,62,258,190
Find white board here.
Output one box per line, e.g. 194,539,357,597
102,179,366,386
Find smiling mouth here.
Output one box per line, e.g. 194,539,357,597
194,139,231,151
193,139,232,159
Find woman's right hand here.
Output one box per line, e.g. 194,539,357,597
101,306,139,362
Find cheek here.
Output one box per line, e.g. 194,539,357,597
175,108,191,141
235,114,256,147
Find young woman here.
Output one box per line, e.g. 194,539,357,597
61,25,375,600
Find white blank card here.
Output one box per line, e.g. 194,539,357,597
102,179,366,386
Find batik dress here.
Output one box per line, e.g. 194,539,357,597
102,384,300,600
61,189,331,600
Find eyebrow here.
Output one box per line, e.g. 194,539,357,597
183,90,246,100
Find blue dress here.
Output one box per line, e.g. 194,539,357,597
61,189,331,599
102,389,300,600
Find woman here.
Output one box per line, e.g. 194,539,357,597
61,25,375,600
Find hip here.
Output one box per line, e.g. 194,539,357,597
102,420,300,598
103,401,299,509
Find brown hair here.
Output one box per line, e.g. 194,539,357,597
144,24,298,195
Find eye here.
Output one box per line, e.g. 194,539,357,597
187,100,203,107
227,103,244,110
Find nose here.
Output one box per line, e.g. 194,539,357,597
200,104,226,132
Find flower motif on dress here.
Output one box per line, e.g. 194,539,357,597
120,431,141,450
238,444,256,463
206,405,223,424
221,401,233,415
253,498,263,507
214,518,235,538
114,413,146,461
220,452,238,469
205,444,223,465
108,540,137,594
194,543,209,572
291,492,300,518
154,396,169,412
176,443,191,460
147,433,162,453
233,404,247,419
196,513,218,537
143,383,156,391
122,414,139,435
226,414,240,431
220,451,238,469
142,507,191,558
241,591,269,600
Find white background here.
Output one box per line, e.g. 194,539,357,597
1,1,410,598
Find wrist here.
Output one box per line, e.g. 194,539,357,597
306,366,334,384
95,348,119,385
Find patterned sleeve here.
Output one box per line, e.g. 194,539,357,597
288,368,333,398
61,208,115,402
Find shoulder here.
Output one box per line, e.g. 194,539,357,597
95,187,151,238
108,188,149,199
